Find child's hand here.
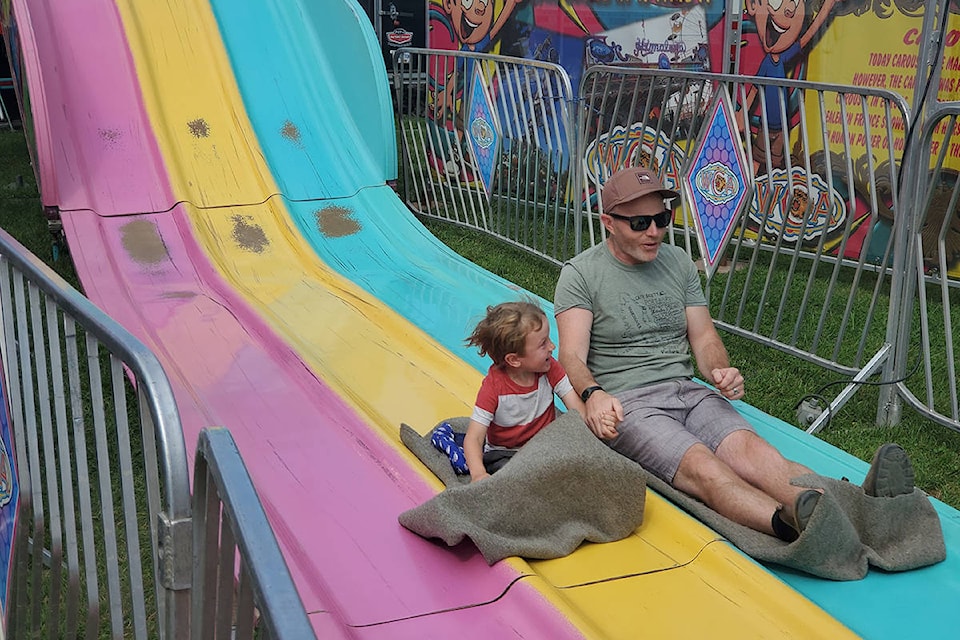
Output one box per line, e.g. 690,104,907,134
587,407,619,439
470,472,491,483
596,410,620,439
584,392,622,440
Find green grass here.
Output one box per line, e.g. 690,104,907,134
0,128,76,286
3,126,960,514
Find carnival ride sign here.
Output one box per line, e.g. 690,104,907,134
682,87,751,279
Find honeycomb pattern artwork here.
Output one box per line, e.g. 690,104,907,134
682,88,751,278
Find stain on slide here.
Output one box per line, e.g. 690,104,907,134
187,118,211,138
231,214,269,253
98,128,122,148
280,120,303,148
316,206,360,238
120,219,168,265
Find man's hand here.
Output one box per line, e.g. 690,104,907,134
585,390,623,440
712,367,744,400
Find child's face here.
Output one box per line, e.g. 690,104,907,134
514,319,554,374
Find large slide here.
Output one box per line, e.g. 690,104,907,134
8,0,960,637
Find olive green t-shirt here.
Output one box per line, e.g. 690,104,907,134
554,241,707,394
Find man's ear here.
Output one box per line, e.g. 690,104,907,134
504,352,522,368
599,212,615,235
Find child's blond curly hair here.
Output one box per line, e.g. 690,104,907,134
466,300,546,366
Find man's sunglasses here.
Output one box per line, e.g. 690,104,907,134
607,210,673,232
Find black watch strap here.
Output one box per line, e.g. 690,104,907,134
580,385,604,402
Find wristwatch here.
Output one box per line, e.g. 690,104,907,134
580,385,604,402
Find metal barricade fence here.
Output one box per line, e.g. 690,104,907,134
391,52,960,432
576,66,915,433
0,227,192,639
392,48,580,263
192,428,316,640
0,227,314,638
395,56,928,431
890,102,960,433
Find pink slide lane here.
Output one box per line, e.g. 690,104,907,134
12,0,583,636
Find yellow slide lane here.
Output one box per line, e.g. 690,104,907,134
112,0,856,637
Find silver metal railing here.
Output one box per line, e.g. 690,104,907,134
192,428,316,640
0,226,316,638
0,227,192,639
393,47,580,263
576,66,914,433
393,50,960,434
891,101,960,432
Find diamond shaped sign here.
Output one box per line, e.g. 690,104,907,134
467,65,501,201
682,86,751,279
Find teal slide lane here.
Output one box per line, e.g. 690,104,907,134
207,0,554,374
209,0,396,198
206,0,960,637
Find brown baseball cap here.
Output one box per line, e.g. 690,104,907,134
601,167,680,211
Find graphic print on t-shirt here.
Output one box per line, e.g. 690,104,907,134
617,290,686,351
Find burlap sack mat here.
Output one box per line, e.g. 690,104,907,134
400,413,945,578
398,412,646,565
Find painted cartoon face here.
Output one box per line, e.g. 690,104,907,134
445,0,495,46
788,187,809,220
751,0,805,55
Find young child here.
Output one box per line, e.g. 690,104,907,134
462,300,587,483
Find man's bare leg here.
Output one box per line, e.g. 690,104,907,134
672,443,785,535
715,429,816,522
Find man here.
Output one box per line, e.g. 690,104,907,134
554,166,913,541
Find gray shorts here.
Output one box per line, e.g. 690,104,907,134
606,378,754,483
